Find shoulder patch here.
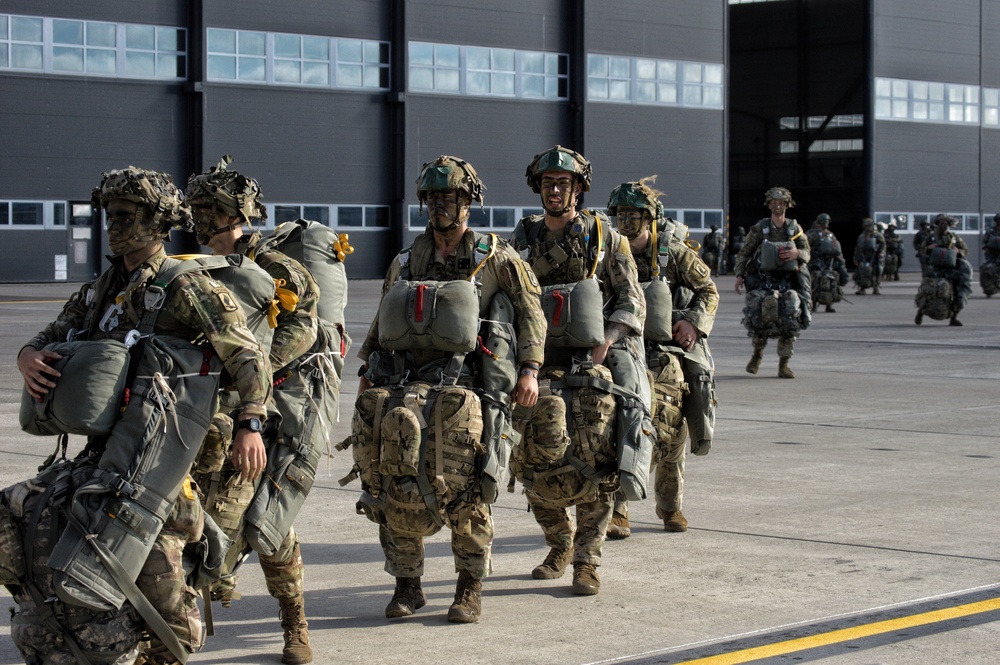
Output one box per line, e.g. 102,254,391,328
214,286,239,312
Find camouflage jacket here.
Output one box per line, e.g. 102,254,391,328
510,210,645,337
359,229,546,370
633,221,718,338
854,232,886,263
808,230,847,269
733,217,811,277
920,230,968,258
237,231,320,373
25,247,271,418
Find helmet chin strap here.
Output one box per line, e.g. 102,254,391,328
196,204,244,244
109,208,161,255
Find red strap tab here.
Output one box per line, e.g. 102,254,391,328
414,284,426,323
200,348,213,376
552,289,565,327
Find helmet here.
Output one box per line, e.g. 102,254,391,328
763,186,795,207
524,145,592,193
933,213,957,227
607,177,663,239
710,224,719,231
815,213,831,226
415,155,485,206
185,155,267,224
862,217,875,229
92,166,191,255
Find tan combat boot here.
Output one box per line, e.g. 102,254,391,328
778,358,795,379
531,547,572,579
385,576,426,618
278,596,312,664
745,347,764,374
663,510,688,532
447,571,482,623
606,507,631,540
571,562,601,595
873,285,881,295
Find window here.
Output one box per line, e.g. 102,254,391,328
267,204,389,229
780,114,864,130
408,206,530,231
875,77,990,127
208,28,389,90
0,201,50,226
875,212,981,233
409,41,568,100
588,53,723,109
657,208,725,230
0,13,185,79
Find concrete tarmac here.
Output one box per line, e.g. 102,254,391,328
0,273,997,664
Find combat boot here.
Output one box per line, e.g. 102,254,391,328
531,547,572,579
571,562,601,595
855,288,867,295
915,310,923,325
606,509,631,540
778,358,795,379
824,304,836,313
745,347,764,374
385,576,426,618
873,285,881,295
447,571,482,624
278,596,312,664
663,510,688,532
949,315,963,326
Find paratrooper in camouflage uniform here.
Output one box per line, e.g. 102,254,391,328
15,167,271,665
604,178,718,538
806,213,849,313
351,156,545,623
509,146,646,596
853,217,886,295
915,214,973,326
185,156,321,664
979,213,1000,297
733,186,812,379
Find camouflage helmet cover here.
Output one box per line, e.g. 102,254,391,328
933,213,957,227
862,216,875,229
91,166,192,235
525,145,592,193
606,176,664,219
415,155,486,205
185,155,267,223
815,213,831,228
763,186,795,208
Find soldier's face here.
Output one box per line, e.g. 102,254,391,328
191,202,240,250
768,199,787,216
426,189,469,230
105,199,145,256
614,207,647,239
540,172,580,215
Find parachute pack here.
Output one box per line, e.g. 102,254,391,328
915,277,954,320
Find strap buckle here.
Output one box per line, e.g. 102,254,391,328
143,284,167,311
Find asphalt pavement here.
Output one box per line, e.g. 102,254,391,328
0,273,997,665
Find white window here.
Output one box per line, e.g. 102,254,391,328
124,25,186,78
52,19,116,75
207,29,390,90
409,41,568,100
875,77,988,127
1,14,43,70
983,88,1000,127
588,53,723,109
268,204,389,229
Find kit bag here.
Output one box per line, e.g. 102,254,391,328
540,278,605,348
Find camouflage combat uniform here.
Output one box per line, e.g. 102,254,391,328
733,217,812,360
22,247,270,665
853,228,887,293
510,211,645,568
358,229,545,579
919,228,973,315
981,222,1000,296
632,220,718,518
195,230,320,605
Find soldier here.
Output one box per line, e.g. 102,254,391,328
733,186,812,379
510,146,647,595
185,157,321,664
700,224,723,276
350,155,545,623
980,214,1000,297
916,213,973,326
913,219,932,276
883,221,904,281
854,217,886,295
807,214,849,313
729,225,746,272
605,178,718,537
15,167,271,665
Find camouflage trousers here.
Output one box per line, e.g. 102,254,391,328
378,501,494,579
11,601,142,665
752,335,795,359
136,486,204,665
196,465,305,601
527,492,613,566
654,419,688,514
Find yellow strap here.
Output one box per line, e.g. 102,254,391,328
275,285,299,312
588,217,603,279
169,253,210,260
467,233,498,281
266,301,280,328
651,221,660,278
789,229,804,242
332,233,355,262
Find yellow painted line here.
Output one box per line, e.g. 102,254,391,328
678,597,1000,664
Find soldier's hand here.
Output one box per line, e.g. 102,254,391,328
734,276,744,294
672,320,698,352
691,439,712,456
779,245,799,262
591,340,613,365
17,347,63,400
513,372,538,407
232,430,266,483
357,374,373,396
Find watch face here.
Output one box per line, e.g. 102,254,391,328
239,417,262,432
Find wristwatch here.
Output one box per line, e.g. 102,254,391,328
236,417,262,433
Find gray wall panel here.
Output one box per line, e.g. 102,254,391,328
872,123,981,212
589,0,725,62
874,0,982,82
204,0,386,39
201,86,390,204
6,1,187,26
406,0,564,50
585,106,725,210
0,231,74,282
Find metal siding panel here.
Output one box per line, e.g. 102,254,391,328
6,0,186,25
0,231,72,282
406,0,565,50
873,0,982,82
201,86,389,204
204,0,386,38
588,0,726,63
